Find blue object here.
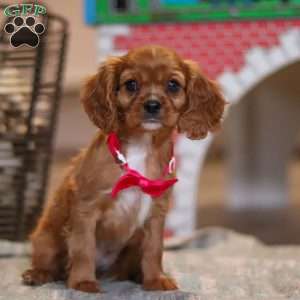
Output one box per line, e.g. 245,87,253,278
84,0,97,25
161,0,199,4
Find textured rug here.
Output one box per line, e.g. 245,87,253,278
1,228,300,300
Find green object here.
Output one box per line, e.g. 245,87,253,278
87,0,300,25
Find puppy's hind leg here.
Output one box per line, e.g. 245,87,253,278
106,230,144,284
22,173,75,286
22,227,65,286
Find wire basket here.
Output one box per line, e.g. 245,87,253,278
0,5,68,241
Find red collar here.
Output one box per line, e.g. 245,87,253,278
107,132,178,198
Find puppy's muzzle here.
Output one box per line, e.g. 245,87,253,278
144,99,161,119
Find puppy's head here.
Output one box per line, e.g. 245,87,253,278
81,46,225,139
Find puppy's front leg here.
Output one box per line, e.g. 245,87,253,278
142,210,178,291
67,207,100,293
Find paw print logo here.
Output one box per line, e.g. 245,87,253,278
4,16,45,48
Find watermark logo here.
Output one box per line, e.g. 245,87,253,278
3,4,46,48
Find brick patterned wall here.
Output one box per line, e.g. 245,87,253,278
113,20,300,79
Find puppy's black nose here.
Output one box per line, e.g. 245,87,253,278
144,100,161,114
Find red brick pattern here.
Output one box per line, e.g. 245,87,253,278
114,20,300,78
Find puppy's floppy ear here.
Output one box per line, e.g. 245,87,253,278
80,57,122,133
178,60,226,139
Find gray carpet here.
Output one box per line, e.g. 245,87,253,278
1,228,300,300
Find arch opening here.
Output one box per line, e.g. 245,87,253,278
225,61,300,210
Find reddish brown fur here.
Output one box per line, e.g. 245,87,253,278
22,46,225,293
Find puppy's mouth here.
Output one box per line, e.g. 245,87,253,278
142,118,162,131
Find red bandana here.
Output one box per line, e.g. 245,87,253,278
107,132,178,198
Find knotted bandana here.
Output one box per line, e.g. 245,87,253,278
107,132,178,198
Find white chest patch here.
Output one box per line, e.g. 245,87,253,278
115,137,152,227
96,137,153,271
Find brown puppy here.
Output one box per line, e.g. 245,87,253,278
22,46,225,293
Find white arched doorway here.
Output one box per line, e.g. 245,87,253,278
226,61,300,210
167,28,300,236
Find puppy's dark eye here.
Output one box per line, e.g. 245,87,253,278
125,80,138,92
167,80,180,93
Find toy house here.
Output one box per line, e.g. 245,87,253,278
85,0,300,237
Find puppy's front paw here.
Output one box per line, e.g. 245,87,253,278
22,269,54,285
143,274,178,291
70,280,100,293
